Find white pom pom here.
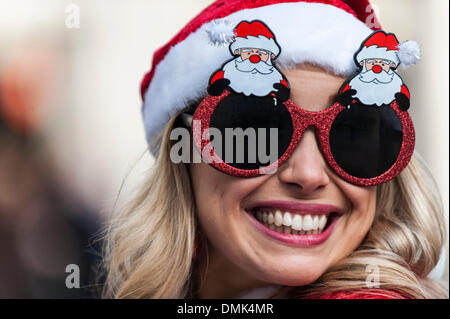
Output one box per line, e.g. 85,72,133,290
205,19,235,47
398,40,421,66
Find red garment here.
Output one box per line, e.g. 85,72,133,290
309,289,410,299
235,285,410,299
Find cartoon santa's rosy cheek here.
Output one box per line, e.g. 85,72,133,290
208,20,290,102
338,31,420,111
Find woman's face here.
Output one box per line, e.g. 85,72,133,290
190,64,377,296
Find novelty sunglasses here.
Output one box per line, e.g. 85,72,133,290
180,22,417,186
189,89,414,186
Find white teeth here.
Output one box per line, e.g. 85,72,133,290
274,210,283,226
319,215,327,230
313,215,319,229
303,215,314,231
254,209,330,234
268,213,274,224
283,212,292,226
292,214,303,230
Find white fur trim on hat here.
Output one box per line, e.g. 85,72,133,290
398,40,421,66
356,45,400,65
230,35,281,56
205,19,235,46
143,2,373,155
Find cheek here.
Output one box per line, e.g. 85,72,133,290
190,162,266,232
190,162,276,279
338,181,377,244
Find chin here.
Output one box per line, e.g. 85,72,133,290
255,259,326,287
268,273,322,287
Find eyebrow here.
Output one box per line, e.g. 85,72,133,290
256,49,268,54
241,48,253,52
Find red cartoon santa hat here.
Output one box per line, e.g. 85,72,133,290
141,0,383,155
355,30,421,67
229,20,281,56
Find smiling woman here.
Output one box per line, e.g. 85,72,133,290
101,0,447,299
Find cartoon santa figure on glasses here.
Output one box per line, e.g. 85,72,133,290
208,20,290,101
338,31,420,111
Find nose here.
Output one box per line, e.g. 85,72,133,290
249,54,261,64
372,65,382,73
278,129,330,194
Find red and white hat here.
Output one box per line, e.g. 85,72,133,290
355,30,420,67
230,20,281,56
141,0,381,155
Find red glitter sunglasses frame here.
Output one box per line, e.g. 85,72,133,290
192,90,415,186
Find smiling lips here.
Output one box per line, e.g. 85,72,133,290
246,201,342,246
255,209,328,234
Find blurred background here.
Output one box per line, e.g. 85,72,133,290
0,0,447,298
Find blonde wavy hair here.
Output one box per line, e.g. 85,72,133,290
102,111,448,299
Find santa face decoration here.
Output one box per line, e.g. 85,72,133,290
191,25,419,186
208,20,290,101
338,31,420,110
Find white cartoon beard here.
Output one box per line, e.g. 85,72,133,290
348,67,403,106
222,57,283,96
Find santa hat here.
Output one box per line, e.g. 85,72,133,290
230,20,281,56
141,0,382,155
355,30,421,67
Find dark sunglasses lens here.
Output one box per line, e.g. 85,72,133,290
208,93,293,170
329,104,402,179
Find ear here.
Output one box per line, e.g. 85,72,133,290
271,53,276,60
391,62,397,69
234,49,239,55
359,61,364,66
